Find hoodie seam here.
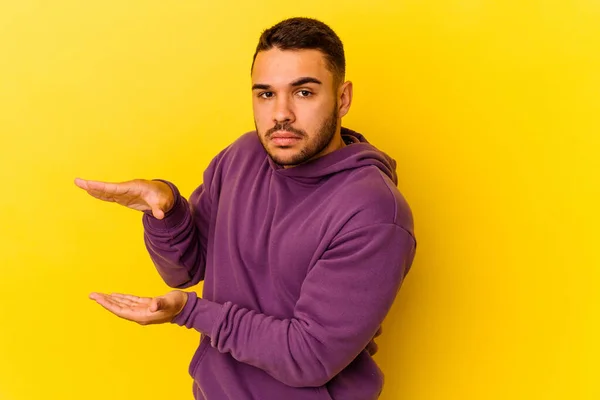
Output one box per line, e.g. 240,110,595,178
373,166,399,224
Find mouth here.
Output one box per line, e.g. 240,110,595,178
269,131,303,147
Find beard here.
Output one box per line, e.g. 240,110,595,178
256,105,339,167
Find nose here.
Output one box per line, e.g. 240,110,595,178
273,95,295,125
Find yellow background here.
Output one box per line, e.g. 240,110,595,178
0,1,598,399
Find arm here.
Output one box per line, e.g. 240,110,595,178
142,159,220,289
172,223,416,387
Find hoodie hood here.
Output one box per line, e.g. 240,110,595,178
269,127,398,185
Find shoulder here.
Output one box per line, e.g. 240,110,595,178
333,165,414,238
225,131,263,156
205,131,264,175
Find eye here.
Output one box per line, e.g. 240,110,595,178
297,90,312,97
259,92,274,99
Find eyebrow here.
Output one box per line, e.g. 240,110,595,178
291,77,323,86
252,77,323,91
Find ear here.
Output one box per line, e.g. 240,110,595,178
338,80,353,118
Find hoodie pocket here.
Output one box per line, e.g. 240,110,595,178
188,334,210,378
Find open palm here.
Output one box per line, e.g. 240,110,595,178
89,291,188,325
74,178,174,219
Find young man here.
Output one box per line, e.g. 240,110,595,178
75,17,416,400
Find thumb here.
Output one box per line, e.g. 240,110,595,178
151,206,165,220
149,297,164,313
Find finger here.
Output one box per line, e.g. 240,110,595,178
85,189,117,202
77,179,134,196
89,292,107,301
91,293,128,310
102,294,152,314
90,293,146,322
75,179,112,192
90,293,125,312
90,292,136,312
107,294,138,308
110,293,152,306
74,178,89,190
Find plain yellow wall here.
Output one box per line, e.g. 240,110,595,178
1,1,598,399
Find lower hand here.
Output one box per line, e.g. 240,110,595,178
89,290,188,325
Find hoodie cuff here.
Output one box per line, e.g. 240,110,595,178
171,291,224,337
142,180,188,231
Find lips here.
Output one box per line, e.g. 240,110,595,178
270,131,302,146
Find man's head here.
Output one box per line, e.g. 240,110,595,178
250,17,353,167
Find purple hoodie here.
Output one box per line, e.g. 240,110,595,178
142,128,416,399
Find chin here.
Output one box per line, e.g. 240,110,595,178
269,152,300,166
266,147,305,166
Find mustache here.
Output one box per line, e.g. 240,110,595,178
266,123,306,138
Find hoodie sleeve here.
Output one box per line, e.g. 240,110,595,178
142,158,220,289
171,222,416,387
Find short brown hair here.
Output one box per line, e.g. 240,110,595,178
251,17,346,84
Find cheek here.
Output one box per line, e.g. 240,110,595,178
296,101,330,128
252,103,270,125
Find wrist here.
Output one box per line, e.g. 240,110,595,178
174,291,188,318
171,291,198,326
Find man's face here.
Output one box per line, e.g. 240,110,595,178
251,48,341,167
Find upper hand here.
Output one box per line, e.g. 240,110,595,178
74,178,175,219
89,290,188,325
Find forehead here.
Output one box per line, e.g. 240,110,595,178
252,48,332,85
